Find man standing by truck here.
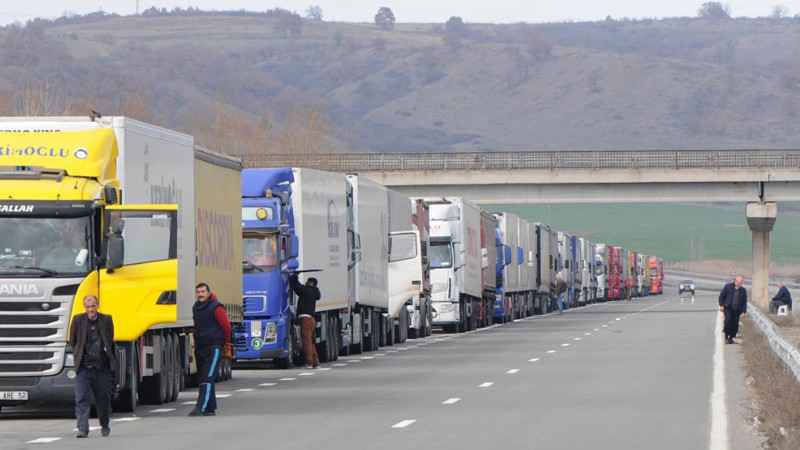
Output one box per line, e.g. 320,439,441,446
290,273,321,369
555,275,567,315
190,283,231,416
69,295,115,438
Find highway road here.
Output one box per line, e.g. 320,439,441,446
0,289,761,450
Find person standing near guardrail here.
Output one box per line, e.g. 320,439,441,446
770,282,792,314
718,276,747,344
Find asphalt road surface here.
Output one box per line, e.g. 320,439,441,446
1,288,761,450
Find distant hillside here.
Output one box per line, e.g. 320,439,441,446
2,10,800,156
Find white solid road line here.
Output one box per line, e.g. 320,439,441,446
27,437,61,444
392,420,416,428
709,311,730,450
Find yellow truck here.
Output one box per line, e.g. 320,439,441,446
0,116,242,413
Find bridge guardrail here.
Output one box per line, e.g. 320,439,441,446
241,150,800,172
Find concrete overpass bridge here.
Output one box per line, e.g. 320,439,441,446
242,149,800,309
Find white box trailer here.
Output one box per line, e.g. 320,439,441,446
426,197,483,333
292,168,354,361
535,223,558,313
292,169,351,313
347,175,389,350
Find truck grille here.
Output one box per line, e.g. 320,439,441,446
0,289,71,377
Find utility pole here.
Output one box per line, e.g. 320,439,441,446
136,0,140,14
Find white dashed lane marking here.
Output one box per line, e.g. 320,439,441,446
547,350,556,354
28,438,61,444
442,398,461,404
479,382,494,388
259,383,276,387
507,369,520,374
392,420,416,428
528,358,540,362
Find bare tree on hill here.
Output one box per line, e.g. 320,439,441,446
305,5,323,21
698,2,731,20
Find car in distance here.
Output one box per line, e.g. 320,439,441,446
678,279,695,295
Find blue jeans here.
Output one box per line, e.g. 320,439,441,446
75,366,111,434
194,347,221,413
557,293,565,313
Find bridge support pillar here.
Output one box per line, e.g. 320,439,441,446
746,202,776,311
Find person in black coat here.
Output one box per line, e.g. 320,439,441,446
770,282,792,314
718,276,747,344
290,273,321,368
69,295,115,438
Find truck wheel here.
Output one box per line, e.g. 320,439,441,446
114,348,138,413
350,314,364,354
140,356,165,403
170,333,181,402
274,330,294,369
163,333,174,403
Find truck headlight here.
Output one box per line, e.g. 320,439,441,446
439,303,455,314
264,322,277,344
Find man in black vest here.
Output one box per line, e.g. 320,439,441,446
69,294,115,438
718,276,747,344
189,283,231,416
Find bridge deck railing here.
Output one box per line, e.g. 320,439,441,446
241,150,800,172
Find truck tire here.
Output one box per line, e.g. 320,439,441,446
114,347,138,413
349,314,363,354
170,333,181,402
163,333,174,403
140,338,168,404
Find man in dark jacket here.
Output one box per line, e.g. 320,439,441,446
770,282,792,314
718,276,747,344
189,283,231,417
290,273,321,368
69,294,115,438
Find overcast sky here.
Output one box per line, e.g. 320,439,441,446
2,1,799,26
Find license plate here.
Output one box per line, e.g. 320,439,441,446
250,321,262,337
1,391,28,401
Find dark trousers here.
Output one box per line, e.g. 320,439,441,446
75,366,111,434
300,317,319,366
770,300,788,314
723,308,742,339
194,347,221,413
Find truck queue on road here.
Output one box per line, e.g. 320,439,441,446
0,117,664,414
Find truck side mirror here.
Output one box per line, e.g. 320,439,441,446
107,234,124,272
288,235,299,259
286,258,299,270
503,245,511,266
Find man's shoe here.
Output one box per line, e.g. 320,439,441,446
203,410,215,416
725,337,733,344
101,427,110,437
303,364,313,369
76,431,88,438
729,338,737,344
188,409,203,416
313,364,321,369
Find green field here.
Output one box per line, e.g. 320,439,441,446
485,202,800,264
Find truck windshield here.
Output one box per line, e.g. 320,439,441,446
0,216,92,277
243,234,279,271
649,268,657,276
429,241,452,269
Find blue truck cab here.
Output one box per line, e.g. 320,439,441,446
236,168,300,368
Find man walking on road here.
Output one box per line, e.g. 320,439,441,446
189,283,231,417
290,273,321,368
718,276,747,344
69,294,115,438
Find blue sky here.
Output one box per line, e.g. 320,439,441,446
2,1,798,26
